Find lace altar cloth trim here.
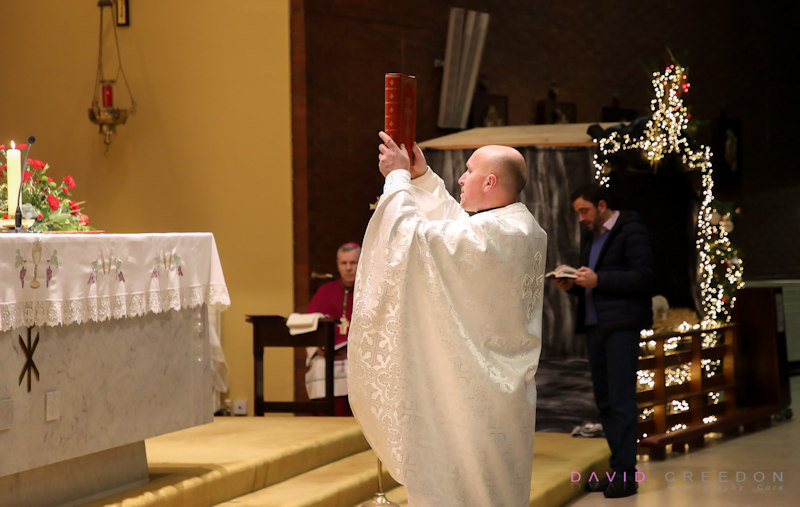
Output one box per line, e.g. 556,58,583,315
0,232,230,332
0,284,230,331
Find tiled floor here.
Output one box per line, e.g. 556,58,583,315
566,375,798,506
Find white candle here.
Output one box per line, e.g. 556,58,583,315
7,141,21,220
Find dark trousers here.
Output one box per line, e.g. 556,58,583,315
586,327,639,473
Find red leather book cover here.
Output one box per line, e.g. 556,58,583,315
384,73,417,163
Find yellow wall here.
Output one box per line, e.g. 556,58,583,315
0,1,295,412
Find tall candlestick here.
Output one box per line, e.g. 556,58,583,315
7,141,21,219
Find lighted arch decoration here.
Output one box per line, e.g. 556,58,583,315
590,64,743,325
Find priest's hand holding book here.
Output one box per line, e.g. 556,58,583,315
378,131,427,179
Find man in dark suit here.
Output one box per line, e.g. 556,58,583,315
554,183,653,498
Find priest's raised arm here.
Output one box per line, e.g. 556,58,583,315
348,133,547,507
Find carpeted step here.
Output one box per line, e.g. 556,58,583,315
215,449,399,507
83,417,370,507
84,419,609,507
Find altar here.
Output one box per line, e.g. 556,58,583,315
0,232,230,506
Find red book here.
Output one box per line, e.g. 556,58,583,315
384,73,417,163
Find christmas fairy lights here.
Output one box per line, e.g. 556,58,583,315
701,331,722,348
599,63,742,438
592,63,744,325
664,335,682,352
638,369,655,391
668,399,690,415
665,363,691,387
639,339,658,357
667,423,688,433
701,358,722,378
592,65,695,185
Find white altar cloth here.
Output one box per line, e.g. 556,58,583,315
0,232,230,505
0,232,230,331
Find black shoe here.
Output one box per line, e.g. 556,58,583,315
584,476,610,492
603,478,638,498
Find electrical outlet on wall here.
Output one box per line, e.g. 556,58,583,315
233,400,248,416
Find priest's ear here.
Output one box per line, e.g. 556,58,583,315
484,173,498,191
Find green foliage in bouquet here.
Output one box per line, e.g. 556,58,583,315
1,144,92,232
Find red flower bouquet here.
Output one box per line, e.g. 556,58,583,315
0,148,92,232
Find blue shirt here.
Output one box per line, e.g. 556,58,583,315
584,211,619,326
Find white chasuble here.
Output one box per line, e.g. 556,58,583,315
349,168,546,506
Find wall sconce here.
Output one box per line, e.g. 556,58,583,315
89,0,136,149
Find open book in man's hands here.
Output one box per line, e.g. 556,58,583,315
545,264,579,278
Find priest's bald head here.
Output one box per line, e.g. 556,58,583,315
458,145,527,212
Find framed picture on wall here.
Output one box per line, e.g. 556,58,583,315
535,99,576,124
470,93,508,128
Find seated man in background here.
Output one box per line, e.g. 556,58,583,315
305,242,360,416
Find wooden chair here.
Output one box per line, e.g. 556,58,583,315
246,315,336,416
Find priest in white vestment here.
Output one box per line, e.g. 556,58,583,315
348,132,547,506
